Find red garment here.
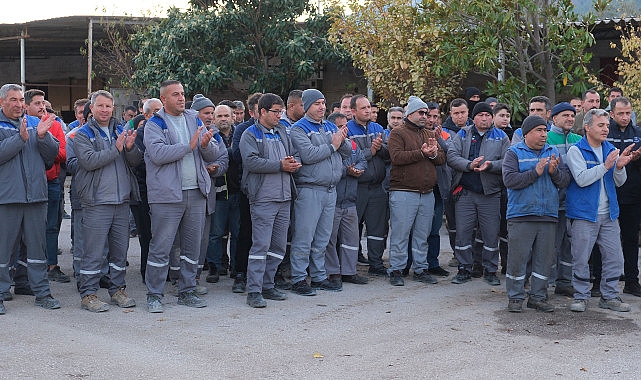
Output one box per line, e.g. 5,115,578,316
46,119,66,181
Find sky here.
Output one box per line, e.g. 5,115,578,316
1,0,191,23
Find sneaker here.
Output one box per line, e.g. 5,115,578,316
111,288,136,308
427,266,450,277
448,257,459,267
623,282,641,297
177,291,207,308
570,299,588,312
13,286,34,296
0,301,4,315
341,274,368,285
451,270,472,284
291,280,316,296
47,266,71,283
526,298,554,312
194,282,208,295
554,285,575,297
368,266,388,277
206,267,219,283
247,292,267,308
147,295,163,313
598,296,631,312
35,295,61,309
311,278,343,292
357,254,369,266
484,272,501,286
413,271,438,284
232,273,246,293
389,270,404,286
81,294,109,313
508,299,523,313
2,291,12,301
471,263,483,278
262,287,287,301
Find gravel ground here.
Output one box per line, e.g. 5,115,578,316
2,181,640,379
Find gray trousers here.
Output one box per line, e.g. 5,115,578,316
569,214,624,300
356,184,388,269
388,190,434,273
246,201,290,293
325,206,359,276
506,221,556,301
290,187,336,283
146,189,206,297
454,190,500,272
553,211,573,287
79,203,130,297
0,203,50,300
73,208,109,282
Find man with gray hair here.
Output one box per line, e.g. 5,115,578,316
233,100,245,125
0,83,61,313
74,90,141,312
387,107,404,130
142,98,162,120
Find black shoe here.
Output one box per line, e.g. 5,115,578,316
389,270,404,286
99,275,112,289
14,285,34,296
291,280,316,296
262,287,287,301
368,266,388,277
341,274,368,285
202,261,209,271
246,292,267,308
311,278,342,292
554,285,575,297
471,263,483,278
526,298,555,312
129,230,138,238
401,268,410,277
451,270,472,284
427,266,450,277
206,267,219,283
232,273,246,293
218,267,228,276
413,271,438,284
274,274,292,290
623,282,641,297
590,285,602,298
357,254,369,266
63,212,71,220
47,266,70,283
508,299,523,313
483,272,501,286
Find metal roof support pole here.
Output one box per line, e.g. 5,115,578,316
87,18,93,97
20,29,26,91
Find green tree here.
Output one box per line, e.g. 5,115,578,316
329,0,472,107
130,0,350,97
428,0,607,115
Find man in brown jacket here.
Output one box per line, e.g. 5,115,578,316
387,96,446,286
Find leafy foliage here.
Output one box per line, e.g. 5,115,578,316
130,0,350,97
613,24,641,111
329,0,470,107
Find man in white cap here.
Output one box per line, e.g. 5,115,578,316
387,96,446,286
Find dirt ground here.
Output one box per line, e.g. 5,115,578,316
2,182,640,379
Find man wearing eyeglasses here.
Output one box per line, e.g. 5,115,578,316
387,96,446,286
447,102,510,286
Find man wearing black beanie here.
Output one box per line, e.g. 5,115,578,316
447,102,510,286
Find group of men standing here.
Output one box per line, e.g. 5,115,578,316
2,80,641,316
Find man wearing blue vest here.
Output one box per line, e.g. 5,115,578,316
0,84,61,314
74,90,141,312
144,80,218,313
566,108,639,313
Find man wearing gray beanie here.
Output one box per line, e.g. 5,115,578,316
289,89,351,295
191,94,215,111
447,96,510,286
387,96,446,287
